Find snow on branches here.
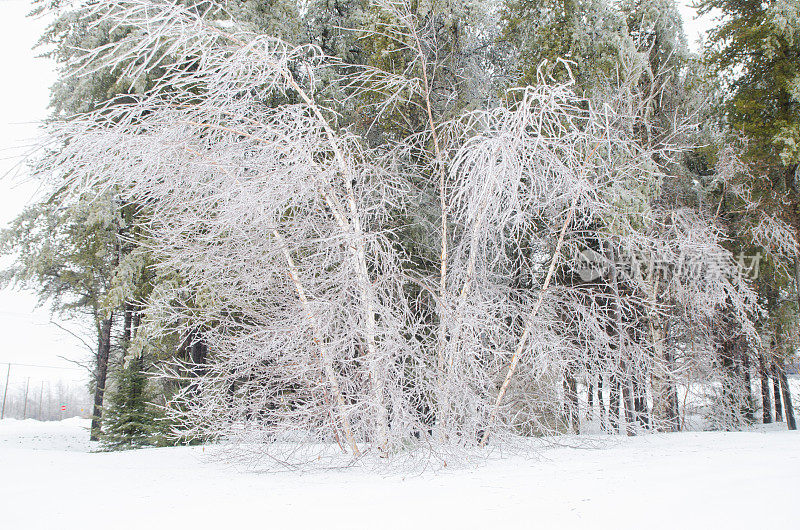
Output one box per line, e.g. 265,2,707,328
38,0,768,466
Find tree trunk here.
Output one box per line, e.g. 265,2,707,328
132,310,141,335
760,354,773,424
609,375,620,434
607,244,634,436
90,314,114,441
123,303,133,349
773,362,784,422
563,371,579,434
776,358,796,430
665,347,680,431
742,351,754,422
186,333,209,403
633,371,650,429
667,380,680,431
622,377,636,436
190,335,207,371
718,335,742,429
794,255,800,319
597,376,606,432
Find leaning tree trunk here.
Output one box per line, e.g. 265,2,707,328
90,314,114,441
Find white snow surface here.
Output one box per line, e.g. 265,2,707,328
1,417,798,529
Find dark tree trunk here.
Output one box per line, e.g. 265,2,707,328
667,382,680,431
597,376,606,432
776,358,797,430
773,362,784,422
632,371,649,429
742,352,754,422
563,372,579,434
795,253,800,324
632,375,642,420
609,374,620,434
588,382,594,410
718,336,741,429
190,338,207,369
123,303,133,348
187,332,208,399
622,377,636,436
665,348,680,431
760,354,773,424
90,314,114,441
132,310,141,336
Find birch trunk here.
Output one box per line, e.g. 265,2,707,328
273,230,360,455
479,197,577,446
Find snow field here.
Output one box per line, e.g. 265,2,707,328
1,417,798,529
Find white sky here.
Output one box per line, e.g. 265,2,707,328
0,0,717,391
0,0,89,391
678,1,717,51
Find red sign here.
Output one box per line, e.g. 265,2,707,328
60,405,67,412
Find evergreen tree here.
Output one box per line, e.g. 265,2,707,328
100,358,165,449
0,191,122,439
699,0,800,167
699,0,799,430
501,0,628,91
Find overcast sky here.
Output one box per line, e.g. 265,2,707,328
0,0,90,396
0,0,717,391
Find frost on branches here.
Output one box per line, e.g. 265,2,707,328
39,0,767,467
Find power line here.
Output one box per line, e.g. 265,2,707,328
1,362,86,420
0,361,84,371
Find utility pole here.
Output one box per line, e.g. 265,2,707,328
22,377,30,419
38,381,44,420
1,363,9,420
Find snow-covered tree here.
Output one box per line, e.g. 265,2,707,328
20,0,782,467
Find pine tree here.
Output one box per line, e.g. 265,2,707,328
501,0,627,92
0,192,123,439
699,0,799,430
100,358,164,450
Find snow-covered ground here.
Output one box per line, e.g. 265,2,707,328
1,418,798,529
